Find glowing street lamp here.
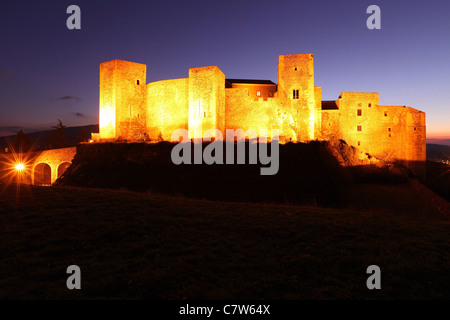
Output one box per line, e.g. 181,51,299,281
15,163,25,171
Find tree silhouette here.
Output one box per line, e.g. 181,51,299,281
48,119,69,149
12,129,33,153
78,127,89,143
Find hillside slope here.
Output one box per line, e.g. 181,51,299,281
57,141,356,206
0,184,448,299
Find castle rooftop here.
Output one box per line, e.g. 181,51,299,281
225,79,276,88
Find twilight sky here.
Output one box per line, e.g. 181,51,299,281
0,0,449,140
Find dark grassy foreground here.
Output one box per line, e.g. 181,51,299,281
0,183,449,300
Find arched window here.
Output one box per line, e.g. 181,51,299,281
34,163,51,185
57,162,71,179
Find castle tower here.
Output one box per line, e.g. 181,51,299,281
188,66,225,140
277,54,316,141
99,60,147,141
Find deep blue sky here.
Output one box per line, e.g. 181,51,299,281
0,0,449,138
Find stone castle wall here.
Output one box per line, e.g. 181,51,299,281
95,54,426,177
99,60,147,141
146,78,189,141
188,66,225,140
321,92,426,161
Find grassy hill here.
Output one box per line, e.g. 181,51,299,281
425,160,450,202
56,140,415,206
1,137,448,299
0,182,449,299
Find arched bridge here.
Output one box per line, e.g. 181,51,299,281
0,147,77,186
31,147,77,185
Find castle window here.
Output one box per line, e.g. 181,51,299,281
293,89,299,99
384,112,388,117
357,109,362,116
388,128,391,132
358,141,360,146
137,80,140,85
268,91,273,97
256,90,261,97
357,125,362,132
294,67,297,71
389,133,391,137
414,127,416,130
369,103,372,107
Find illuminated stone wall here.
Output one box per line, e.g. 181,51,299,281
278,54,317,141
188,66,225,139
0,147,76,185
31,147,77,184
95,54,426,176
321,92,426,177
146,78,189,140
99,60,146,141
229,83,277,99
98,61,116,139
314,86,322,139
323,92,380,152
224,89,297,142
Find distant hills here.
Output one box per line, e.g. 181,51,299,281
427,138,450,146
427,144,450,163
0,124,98,150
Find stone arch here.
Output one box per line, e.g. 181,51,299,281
57,162,71,179
34,163,51,186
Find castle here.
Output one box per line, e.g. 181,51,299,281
92,54,426,176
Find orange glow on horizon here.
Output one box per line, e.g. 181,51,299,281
426,133,450,140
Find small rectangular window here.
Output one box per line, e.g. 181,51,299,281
137,80,140,85
357,125,362,132
357,109,362,116
358,141,360,146
384,112,388,117
256,90,261,97
293,89,299,99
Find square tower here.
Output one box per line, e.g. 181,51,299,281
188,66,225,140
99,60,147,140
277,54,317,140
